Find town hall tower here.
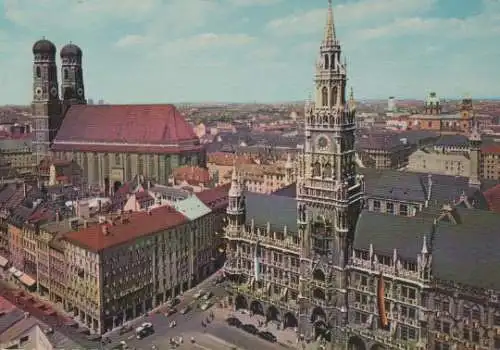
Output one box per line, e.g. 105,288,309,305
297,0,364,345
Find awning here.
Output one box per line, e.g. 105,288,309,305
19,274,36,287
0,256,8,268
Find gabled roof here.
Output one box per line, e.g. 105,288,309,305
432,207,500,290
245,192,297,234
53,104,200,153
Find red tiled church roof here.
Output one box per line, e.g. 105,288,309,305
63,206,188,252
52,104,200,154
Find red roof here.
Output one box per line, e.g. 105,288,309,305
195,183,230,210
173,166,210,186
51,143,204,154
53,104,200,153
63,206,188,252
484,184,500,214
482,144,500,155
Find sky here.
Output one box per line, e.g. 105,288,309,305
0,0,499,105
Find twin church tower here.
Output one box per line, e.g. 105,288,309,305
31,39,86,165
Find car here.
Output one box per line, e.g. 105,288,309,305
201,292,213,301
200,302,213,311
180,306,191,315
241,324,258,334
193,290,205,300
226,317,242,327
258,331,277,342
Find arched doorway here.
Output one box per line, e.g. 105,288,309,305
234,294,247,310
250,300,264,316
310,307,329,341
283,312,298,329
314,320,331,342
348,336,366,350
113,181,122,193
266,305,280,322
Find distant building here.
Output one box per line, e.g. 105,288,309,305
356,132,411,169
387,96,396,112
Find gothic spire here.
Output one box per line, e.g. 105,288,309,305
229,161,242,198
324,0,336,44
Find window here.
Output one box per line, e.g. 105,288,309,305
321,87,328,106
400,204,408,216
114,153,121,166
373,200,381,211
36,66,41,78
386,202,394,214
400,325,417,340
63,68,69,80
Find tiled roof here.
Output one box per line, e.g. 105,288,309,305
52,104,200,153
434,134,468,147
245,192,297,234
208,152,255,166
353,210,434,260
173,166,211,186
63,206,188,252
481,144,500,154
433,207,500,290
195,184,230,210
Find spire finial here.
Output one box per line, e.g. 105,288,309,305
324,0,336,43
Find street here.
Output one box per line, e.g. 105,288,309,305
103,274,286,350
1,270,289,350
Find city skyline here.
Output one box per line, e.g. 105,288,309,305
0,0,498,105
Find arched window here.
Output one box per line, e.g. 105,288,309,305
63,69,69,80
324,54,329,70
321,87,328,107
323,163,332,178
312,162,321,177
36,66,41,78
330,87,337,107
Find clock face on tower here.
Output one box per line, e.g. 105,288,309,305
35,87,43,98
77,88,84,97
50,86,58,97
317,136,329,151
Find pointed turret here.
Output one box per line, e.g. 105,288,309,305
421,235,428,255
348,87,356,112
228,163,241,198
324,0,336,44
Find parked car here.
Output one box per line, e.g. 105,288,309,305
226,317,242,327
241,324,258,335
258,331,277,342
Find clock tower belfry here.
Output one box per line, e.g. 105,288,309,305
296,0,364,345
60,43,86,107
31,38,61,167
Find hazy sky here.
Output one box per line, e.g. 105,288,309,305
1,0,498,105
